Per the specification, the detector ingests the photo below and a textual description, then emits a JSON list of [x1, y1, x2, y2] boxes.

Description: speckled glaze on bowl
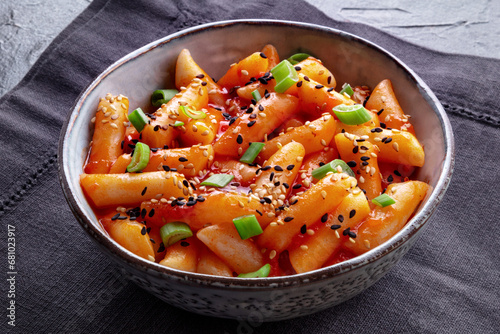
[[58, 20, 454, 321]]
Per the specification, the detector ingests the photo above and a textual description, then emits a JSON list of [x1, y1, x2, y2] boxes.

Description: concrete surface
[[0, 0, 499, 98]]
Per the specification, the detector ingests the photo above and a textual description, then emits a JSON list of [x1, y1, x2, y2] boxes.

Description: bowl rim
[[58, 19, 455, 289]]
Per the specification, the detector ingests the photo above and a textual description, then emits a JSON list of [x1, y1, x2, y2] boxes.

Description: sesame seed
[[349, 209, 356, 218], [306, 229, 315, 236], [364, 240, 371, 249], [247, 120, 256, 127], [300, 224, 307, 234], [241, 70, 249, 76], [393, 142, 399, 152], [141, 187, 147, 196], [321, 213, 328, 223], [201, 130, 210, 136], [321, 190, 327, 199], [300, 245, 309, 250], [349, 237, 356, 244], [338, 215, 344, 222], [269, 250, 277, 260], [315, 84, 324, 89], [260, 52, 267, 58], [284, 216, 294, 222], [330, 224, 341, 230]]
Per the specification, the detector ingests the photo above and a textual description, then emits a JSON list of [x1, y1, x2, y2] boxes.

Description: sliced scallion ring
[[151, 89, 178, 108], [339, 83, 354, 97], [332, 104, 372, 125], [239, 142, 265, 164], [311, 159, 355, 180], [126, 142, 150, 173], [270, 60, 299, 93], [238, 263, 271, 278], [200, 174, 234, 187], [160, 222, 193, 247], [233, 215, 263, 240], [251, 89, 262, 102], [128, 108, 149, 133], [179, 105, 207, 119], [286, 53, 311, 65], [372, 194, 396, 207]]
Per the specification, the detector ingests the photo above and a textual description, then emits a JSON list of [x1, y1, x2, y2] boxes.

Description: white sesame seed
[[90, 117, 96, 123], [393, 142, 399, 152], [349, 237, 356, 244], [300, 245, 309, 250], [269, 250, 277, 260], [306, 229, 314, 236], [110, 123, 118, 129], [364, 240, 371, 249], [241, 70, 249, 76], [201, 130, 210, 136]]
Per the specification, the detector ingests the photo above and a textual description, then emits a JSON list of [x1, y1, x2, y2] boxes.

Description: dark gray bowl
[[58, 19, 454, 321]]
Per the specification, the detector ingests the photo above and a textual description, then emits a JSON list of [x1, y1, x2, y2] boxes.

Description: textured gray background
[[0, 0, 499, 98]]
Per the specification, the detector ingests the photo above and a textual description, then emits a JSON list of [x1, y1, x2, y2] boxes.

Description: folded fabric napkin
[[0, 0, 498, 333]]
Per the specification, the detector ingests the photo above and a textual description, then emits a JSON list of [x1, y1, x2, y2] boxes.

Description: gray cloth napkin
[[0, 0, 498, 333]]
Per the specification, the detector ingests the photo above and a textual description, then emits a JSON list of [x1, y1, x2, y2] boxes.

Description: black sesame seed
[[249, 113, 257, 119], [170, 168, 177, 172], [315, 84, 324, 89], [196, 73, 205, 78], [300, 224, 307, 234], [377, 108, 384, 116], [182, 180, 189, 187], [343, 227, 351, 236], [120, 141, 124, 149], [297, 81, 303, 87], [387, 175, 394, 183], [141, 226, 146, 235], [293, 184, 302, 189], [111, 213, 120, 221], [380, 122, 387, 129], [151, 148, 158, 153], [294, 66, 301, 71], [236, 134, 243, 144], [181, 241, 190, 247], [356, 138, 366, 142], [360, 146, 369, 150], [157, 243, 165, 253], [304, 76, 310, 82], [163, 145, 169, 149], [348, 231, 357, 239], [256, 209, 263, 216], [247, 120, 256, 127], [330, 225, 341, 230], [116, 216, 127, 220], [284, 217, 294, 222], [327, 76, 332, 84], [274, 181, 280, 187], [186, 201, 196, 206], [141, 187, 147, 196], [321, 213, 328, 223], [148, 209, 155, 217], [150, 238, 155, 244], [384, 137, 393, 144], [258, 105, 264, 111], [141, 208, 146, 218], [290, 199, 298, 205], [353, 146, 359, 154], [287, 164, 295, 171], [196, 196, 205, 202], [274, 166, 284, 171], [154, 125, 160, 132], [260, 52, 267, 58], [349, 209, 356, 218], [360, 156, 370, 161], [147, 227, 151, 234], [338, 215, 344, 222], [283, 183, 290, 189], [263, 197, 272, 204], [319, 162, 325, 166], [262, 166, 272, 171], [347, 161, 357, 168], [229, 117, 237, 126], [269, 172, 275, 181], [178, 157, 188, 162], [361, 161, 369, 166], [251, 99, 257, 105], [327, 87, 334, 92], [363, 95, 369, 107], [394, 170, 402, 177], [128, 143, 136, 149]]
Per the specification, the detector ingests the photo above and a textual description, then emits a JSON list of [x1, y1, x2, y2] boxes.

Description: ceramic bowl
[[58, 19, 454, 321]]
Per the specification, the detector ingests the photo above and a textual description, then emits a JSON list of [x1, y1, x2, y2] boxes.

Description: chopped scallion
[[372, 194, 396, 207], [160, 222, 193, 247], [151, 89, 178, 108], [172, 121, 184, 127], [128, 108, 149, 133], [251, 89, 262, 102], [200, 174, 234, 187], [311, 159, 355, 180], [233, 215, 263, 240], [238, 263, 271, 278], [286, 53, 311, 65], [270, 60, 299, 93], [240, 142, 265, 164], [126, 142, 150, 173], [332, 104, 372, 125], [179, 105, 206, 119], [339, 83, 354, 97]]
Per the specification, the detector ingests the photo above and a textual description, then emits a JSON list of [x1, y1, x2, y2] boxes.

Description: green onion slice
[[128, 108, 149, 133], [238, 263, 271, 278], [339, 83, 354, 97], [233, 215, 263, 240], [179, 105, 206, 119], [239, 142, 265, 164], [372, 194, 396, 207], [126, 142, 150, 173], [200, 174, 234, 187], [287, 53, 311, 65], [251, 89, 262, 102], [332, 104, 372, 125], [160, 222, 193, 247], [311, 159, 355, 180], [270, 60, 299, 93], [151, 89, 178, 108], [172, 121, 184, 127]]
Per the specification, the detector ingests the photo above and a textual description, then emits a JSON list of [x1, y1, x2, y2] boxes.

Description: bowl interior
[[61, 20, 453, 282]]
